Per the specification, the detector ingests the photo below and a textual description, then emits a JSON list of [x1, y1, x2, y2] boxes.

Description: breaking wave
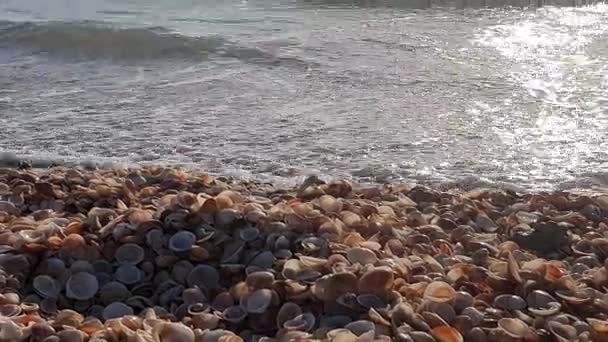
[[0, 20, 314, 68]]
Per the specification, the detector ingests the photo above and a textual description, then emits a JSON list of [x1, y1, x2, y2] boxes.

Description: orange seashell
[[544, 263, 564, 282], [62, 233, 85, 250], [358, 267, 394, 296], [189, 246, 210, 262], [198, 174, 215, 186], [47, 236, 63, 250], [64, 221, 83, 235], [436, 240, 454, 256], [431, 326, 464, 342], [343, 232, 365, 247], [80, 317, 104, 336], [199, 198, 218, 214], [287, 199, 302, 208], [11, 313, 45, 325], [215, 196, 234, 210]]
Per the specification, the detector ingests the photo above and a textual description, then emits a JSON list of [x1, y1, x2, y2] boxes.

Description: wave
[[0, 20, 315, 67]]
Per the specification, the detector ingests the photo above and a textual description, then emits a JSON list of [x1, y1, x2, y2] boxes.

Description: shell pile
[[0, 167, 608, 342]]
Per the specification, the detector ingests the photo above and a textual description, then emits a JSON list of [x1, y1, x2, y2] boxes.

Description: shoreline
[[1, 166, 608, 341], [3, 151, 608, 195]]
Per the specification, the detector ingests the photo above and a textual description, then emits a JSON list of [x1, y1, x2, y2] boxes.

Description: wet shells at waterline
[[1, 167, 608, 341]]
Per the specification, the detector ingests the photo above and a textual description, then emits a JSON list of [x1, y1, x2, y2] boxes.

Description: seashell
[[40, 257, 66, 278], [283, 313, 316, 332], [0, 201, 19, 215], [103, 302, 134, 321], [171, 260, 194, 285], [357, 294, 388, 310], [528, 301, 561, 316], [221, 240, 245, 264], [249, 251, 276, 270], [152, 322, 195, 342], [187, 265, 220, 290], [461, 307, 483, 326], [426, 302, 456, 324], [451, 315, 473, 336], [312, 272, 358, 302], [191, 312, 220, 331], [40, 297, 58, 314], [176, 191, 198, 209], [30, 321, 55, 340], [190, 245, 210, 262], [422, 311, 448, 328], [66, 272, 99, 301], [70, 260, 95, 274], [211, 291, 235, 312], [453, 291, 474, 312], [554, 288, 593, 305], [92, 259, 114, 275], [216, 208, 241, 226], [462, 327, 487, 342], [298, 256, 327, 270], [0, 318, 24, 341], [475, 212, 497, 233], [99, 281, 131, 305], [345, 320, 375, 336], [222, 305, 248, 324], [300, 236, 325, 252], [146, 229, 165, 251], [80, 317, 104, 336], [430, 326, 463, 342], [155, 254, 179, 268], [0, 293, 20, 306], [57, 329, 86, 342], [423, 281, 455, 303], [246, 271, 275, 290], [53, 309, 84, 328], [0, 304, 21, 317], [318, 195, 342, 213], [409, 331, 435, 342], [497, 318, 529, 338], [347, 247, 378, 265], [358, 266, 394, 296], [277, 302, 302, 328], [125, 295, 154, 311], [242, 289, 274, 314], [181, 287, 207, 306], [573, 320, 591, 335], [115, 243, 145, 265], [587, 318, 608, 333], [239, 227, 260, 242], [114, 264, 143, 285], [493, 294, 526, 311], [548, 320, 578, 341], [168, 231, 196, 253], [33, 275, 60, 299], [162, 209, 190, 230], [526, 290, 556, 308], [337, 292, 359, 310]]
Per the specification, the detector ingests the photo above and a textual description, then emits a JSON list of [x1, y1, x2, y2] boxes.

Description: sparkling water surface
[[1, 0, 608, 190]]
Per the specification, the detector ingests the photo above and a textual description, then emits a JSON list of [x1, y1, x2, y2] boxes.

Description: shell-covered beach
[[1, 166, 608, 341]]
